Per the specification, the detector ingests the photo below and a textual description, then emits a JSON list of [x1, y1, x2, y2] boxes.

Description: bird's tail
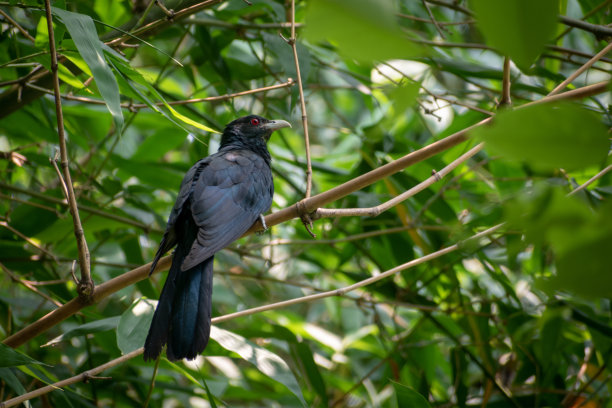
[[143, 253, 214, 362]]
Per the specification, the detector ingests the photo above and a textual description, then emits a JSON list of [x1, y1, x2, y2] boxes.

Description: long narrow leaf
[[211, 326, 307, 407], [52, 7, 123, 133]]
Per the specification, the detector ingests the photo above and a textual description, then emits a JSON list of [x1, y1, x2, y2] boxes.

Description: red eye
[[250, 118, 260, 126]]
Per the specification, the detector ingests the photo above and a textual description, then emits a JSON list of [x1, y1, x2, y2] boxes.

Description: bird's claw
[[256, 214, 268, 235]]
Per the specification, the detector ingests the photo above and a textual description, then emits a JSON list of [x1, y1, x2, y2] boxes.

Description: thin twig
[[50, 151, 70, 201], [0, 193, 60, 215], [154, 0, 174, 19], [0, 221, 58, 262], [0, 8, 36, 43], [0, 262, 63, 308], [555, 0, 612, 40], [422, 0, 446, 38], [568, 164, 612, 196], [44, 0, 93, 299], [314, 144, 483, 219], [548, 40, 612, 96], [425, 0, 473, 15], [499, 57, 512, 108], [107, 0, 227, 47], [413, 39, 612, 64], [559, 15, 612, 38], [397, 13, 475, 26], [25, 78, 295, 108], [378, 61, 494, 115], [283, 0, 313, 199], [188, 17, 304, 29]]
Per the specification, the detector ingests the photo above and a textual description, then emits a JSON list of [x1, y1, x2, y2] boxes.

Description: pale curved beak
[[264, 119, 292, 131]]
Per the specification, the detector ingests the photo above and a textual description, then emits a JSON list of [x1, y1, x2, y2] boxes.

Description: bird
[[143, 115, 291, 361]]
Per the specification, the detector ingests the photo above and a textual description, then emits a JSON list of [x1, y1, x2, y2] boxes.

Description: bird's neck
[[219, 133, 271, 164]]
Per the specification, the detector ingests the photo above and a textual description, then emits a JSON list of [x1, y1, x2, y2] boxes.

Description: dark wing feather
[[180, 149, 273, 271], [150, 157, 210, 273]]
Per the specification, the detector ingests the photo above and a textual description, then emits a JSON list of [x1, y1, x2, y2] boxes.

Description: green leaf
[[0, 344, 45, 367], [52, 7, 123, 132], [112, 154, 184, 190], [506, 187, 612, 298], [392, 381, 431, 408], [551, 230, 612, 298], [0, 367, 32, 408], [292, 341, 327, 405], [109, 55, 219, 134], [210, 326, 307, 407], [43, 316, 120, 347], [132, 128, 187, 161], [117, 298, 156, 354], [471, 0, 559, 70], [388, 82, 420, 113], [304, 0, 423, 63], [538, 310, 566, 370], [474, 103, 609, 171]]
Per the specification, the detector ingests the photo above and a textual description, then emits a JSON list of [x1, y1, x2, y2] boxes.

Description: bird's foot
[[256, 214, 268, 235]]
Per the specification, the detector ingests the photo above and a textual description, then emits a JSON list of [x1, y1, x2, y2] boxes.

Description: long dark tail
[[143, 253, 214, 361]]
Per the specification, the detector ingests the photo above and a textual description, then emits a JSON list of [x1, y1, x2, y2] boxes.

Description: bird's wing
[[180, 150, 273, 271], [150, 158, 210, 272]]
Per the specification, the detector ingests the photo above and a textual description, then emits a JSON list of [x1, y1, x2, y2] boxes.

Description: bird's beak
[[264, 119, 292, 131]]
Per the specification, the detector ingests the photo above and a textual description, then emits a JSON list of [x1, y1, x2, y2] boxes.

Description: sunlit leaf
[[210, 326, 307, 407], [304, 0, 423, 62], [117, 298, 156, 354], [471, 0, 559, 70], [475, 103, 609, 171], [43, 316, 120, 347], [52, 7, 123, 132]]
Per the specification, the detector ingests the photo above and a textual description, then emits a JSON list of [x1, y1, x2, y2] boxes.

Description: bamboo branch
[[188, 17, 304, 29], [499, 57, 512, 107], [44, 0, 93, 299], [284, 0, 313, 200], [548, 40, 612, 96], [568, 164, 612, 196], [0, 8, 36, 43], [559, 15, 612, 38], [314, 143, 483, 219], [422, 0, 446, 38], [25, 78, 295, 108]]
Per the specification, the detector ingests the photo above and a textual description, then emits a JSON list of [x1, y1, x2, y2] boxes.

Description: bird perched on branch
[[143, 115, 291, 361]]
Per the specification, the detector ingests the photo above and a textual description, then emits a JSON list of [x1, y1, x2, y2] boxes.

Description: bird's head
[[222, 115, 292, 145]]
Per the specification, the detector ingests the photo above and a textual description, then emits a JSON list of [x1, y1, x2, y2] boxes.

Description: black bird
[[143, 115, 291, 361]]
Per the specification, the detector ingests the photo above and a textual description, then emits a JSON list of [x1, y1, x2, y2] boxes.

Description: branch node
[[278, 32, 294, 45], [296, 200, 316, 238], [432, 169, 442, 181]]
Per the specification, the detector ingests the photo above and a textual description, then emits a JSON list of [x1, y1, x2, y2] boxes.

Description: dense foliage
[[0, 0, 610, 407]]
